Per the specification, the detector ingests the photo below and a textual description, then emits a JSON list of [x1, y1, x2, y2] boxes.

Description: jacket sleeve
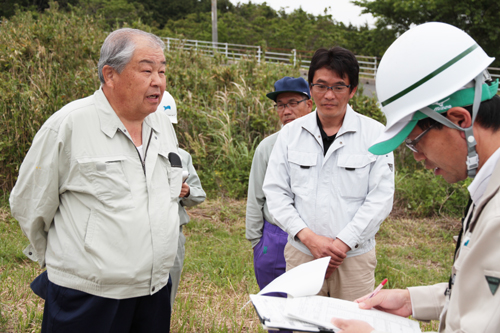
[[336, 151, 395, 249], [9, 126, 65, 267], [245, 142, 267, 247], [263, 126, 308, 239], [408, 283, 447, 321], [179, 151, 206, 208]]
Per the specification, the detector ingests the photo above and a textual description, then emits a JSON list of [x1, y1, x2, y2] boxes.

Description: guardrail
[[164, 38, 263, 63], [490, 67, 500, 80], [162, 37, 499, 88], [162, 37, 378, 77]]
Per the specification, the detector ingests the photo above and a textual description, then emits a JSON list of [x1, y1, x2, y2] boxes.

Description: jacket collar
[[302, 104, 358, 138], [469, 152, 500, 232], [476, 154, 500, 209], [94, 88, 160, 139]]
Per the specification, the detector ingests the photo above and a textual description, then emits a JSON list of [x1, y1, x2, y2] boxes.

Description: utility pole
[[212, 0, 218, 45]]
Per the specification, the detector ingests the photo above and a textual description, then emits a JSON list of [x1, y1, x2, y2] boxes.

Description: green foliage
[[0, 6, 298, 198], [395, 169, 471, 217], [0, 0, 234, 30], [354, 0, 500, 66], [0, 7, 473, 216], [72, 0, 151, 28], [0, 3, 105, 189], [141, 0, 233, 28], [351, 85, 386, 124], [162, 4, 393, 58], [1, 1, 396, 57], [164, 50, 299, 198]]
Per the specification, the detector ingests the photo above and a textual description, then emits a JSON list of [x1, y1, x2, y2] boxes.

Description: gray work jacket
[[10, 89, 182, 299]]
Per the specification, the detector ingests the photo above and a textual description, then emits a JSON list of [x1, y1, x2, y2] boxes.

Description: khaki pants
[[284, 243, 377, 301]]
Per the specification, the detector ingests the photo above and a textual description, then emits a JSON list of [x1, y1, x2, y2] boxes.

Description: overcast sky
[[228, 0, 376, 27]]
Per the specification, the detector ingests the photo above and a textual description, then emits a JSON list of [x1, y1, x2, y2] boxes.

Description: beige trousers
[[284, 243, 377, 301]]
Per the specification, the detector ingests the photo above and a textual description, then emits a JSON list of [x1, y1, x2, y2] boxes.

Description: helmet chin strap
[[420, 72, 484, 178]]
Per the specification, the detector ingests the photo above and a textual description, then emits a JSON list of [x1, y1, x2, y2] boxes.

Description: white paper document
[[250, 257, 422, 333], [258, 256, 330, 297], [249, 295, 322, 332], [285, 296, 422, 333]]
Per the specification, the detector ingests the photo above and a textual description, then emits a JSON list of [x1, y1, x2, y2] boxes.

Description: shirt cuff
[[408, 284, 447, 321]]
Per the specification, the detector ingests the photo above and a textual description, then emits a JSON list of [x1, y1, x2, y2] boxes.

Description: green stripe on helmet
[[381, 44, 479, 107]]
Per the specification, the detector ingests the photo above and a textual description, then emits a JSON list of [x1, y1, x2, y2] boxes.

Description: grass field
[[0, 198, 460, 332]]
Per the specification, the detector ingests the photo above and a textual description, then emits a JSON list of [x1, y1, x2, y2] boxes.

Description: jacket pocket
[[288, 150, 317, 197], [83, 208, 97, 253], [159, 151, 183, 200], [337, 154, 375, 199], [77, 156, 133, 210]]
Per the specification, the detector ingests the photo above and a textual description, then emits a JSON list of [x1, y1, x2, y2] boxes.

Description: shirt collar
[[340, 104, 359, 135], [95, 88, 160, 138], [303, 104, 358, 137], [468, 147, 500, 204]]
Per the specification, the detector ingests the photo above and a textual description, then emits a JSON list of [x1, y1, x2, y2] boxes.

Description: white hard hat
[[369, 22, 496, 159], [157, 91, 177, 124]]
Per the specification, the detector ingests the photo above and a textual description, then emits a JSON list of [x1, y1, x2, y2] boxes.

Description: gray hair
[[98, 28, 165, 84]]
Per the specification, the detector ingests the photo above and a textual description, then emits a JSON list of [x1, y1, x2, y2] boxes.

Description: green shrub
[[169, 56, 299, 198], [395, 168, 471, 217], [0, 4, 105, 189]]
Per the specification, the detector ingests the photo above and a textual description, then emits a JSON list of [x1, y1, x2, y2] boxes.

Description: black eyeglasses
[[404, 123, 437, 153], [275, 98, 307, 112], [311, 83, 351, 94]]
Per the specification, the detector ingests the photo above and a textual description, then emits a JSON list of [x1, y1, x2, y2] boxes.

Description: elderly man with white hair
[[10, 28, 181, 332]]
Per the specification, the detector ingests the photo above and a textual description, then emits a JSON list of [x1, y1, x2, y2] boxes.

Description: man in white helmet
[[157, 92, 206, 310], [331, 22, 500, 333]]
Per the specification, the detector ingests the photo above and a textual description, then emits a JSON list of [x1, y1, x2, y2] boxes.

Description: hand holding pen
[[369, 278, 388, 298], [355, 281, 414, 319], [355, 278, 388, 303]]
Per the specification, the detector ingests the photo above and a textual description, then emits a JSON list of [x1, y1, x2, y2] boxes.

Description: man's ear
[[349, 86, 358, 99], [306, 98, 313, 111], [447, 107, 472, 129], [102, 65, 116, 88]]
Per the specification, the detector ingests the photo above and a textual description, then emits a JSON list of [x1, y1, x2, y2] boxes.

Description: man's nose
[[283, 105, 293, 114], [151, 71, 164, 86], [412, 150, 425, 162], [324, 88, 336, 98]]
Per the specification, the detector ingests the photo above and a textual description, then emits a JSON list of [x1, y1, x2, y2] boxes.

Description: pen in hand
[[368, 278, 388, 299]]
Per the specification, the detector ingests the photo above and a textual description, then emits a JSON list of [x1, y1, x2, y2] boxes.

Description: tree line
[[2, 0, 498, 65]]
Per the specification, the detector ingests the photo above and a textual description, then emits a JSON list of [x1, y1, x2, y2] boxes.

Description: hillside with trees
[[2, 0, 499, 65], [354, 0, 500, 66], [0, 4, 472, 217]]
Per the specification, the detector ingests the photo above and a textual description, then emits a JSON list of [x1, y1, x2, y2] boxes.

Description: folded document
[[249, 257, 421, 332]]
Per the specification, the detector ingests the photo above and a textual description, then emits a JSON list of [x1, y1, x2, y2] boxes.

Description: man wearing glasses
[[246, 77, 312, 311], [263, 47, 394, 301], [332, 22, 500, 333]]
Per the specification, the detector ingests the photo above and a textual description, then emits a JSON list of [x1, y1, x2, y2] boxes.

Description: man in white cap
[[157, 92, 206, 310], [332, 22, 500, 333]]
